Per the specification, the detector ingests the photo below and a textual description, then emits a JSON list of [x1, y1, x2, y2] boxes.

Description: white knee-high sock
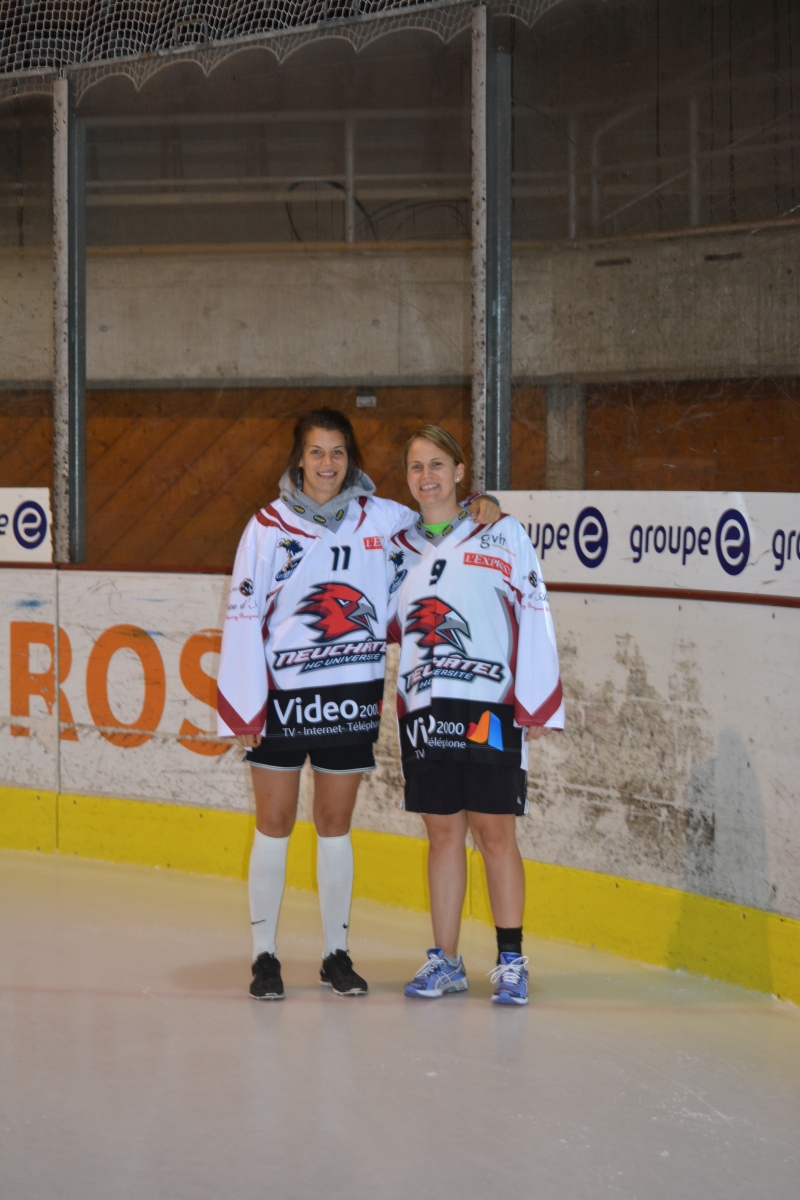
[[317, 833, 354, 957], [249, 830, 289, 958]]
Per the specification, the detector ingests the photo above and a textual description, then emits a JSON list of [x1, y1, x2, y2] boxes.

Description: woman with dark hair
[[217, 409, 499, 1001], [387, 425, 564, 1005]]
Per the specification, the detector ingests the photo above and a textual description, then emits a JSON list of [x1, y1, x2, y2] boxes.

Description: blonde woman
[[387, 426, 564, 1005]]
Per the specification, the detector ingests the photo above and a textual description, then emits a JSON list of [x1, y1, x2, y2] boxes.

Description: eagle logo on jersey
[[275, 538, 305, 581], [406, 597, 471, 658], [389, 550, 408, 595], [401, 596, 504, 694], [298, 583, 378, 644]]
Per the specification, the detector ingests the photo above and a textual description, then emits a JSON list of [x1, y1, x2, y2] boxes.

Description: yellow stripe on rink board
[[54, 791, 320, 891], [1, 785, 798, 1005], [57, 792, 255, 880], [352, 827, 431, 912], [0, 786, 58, 854], [470, 852, 800, 1005]]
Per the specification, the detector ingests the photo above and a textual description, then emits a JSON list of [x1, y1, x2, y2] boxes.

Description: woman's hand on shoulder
[[236, 734, 261, 749], [469, 495, 502, 525]]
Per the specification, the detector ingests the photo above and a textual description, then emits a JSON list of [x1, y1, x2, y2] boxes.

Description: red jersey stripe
[[257, 505, 315, 539], [515, 679, 563, 727], [217, 690, 267, 737]]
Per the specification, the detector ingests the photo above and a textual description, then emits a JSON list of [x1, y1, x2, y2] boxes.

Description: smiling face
[[299, 427, 349, 505], [405, 437, 465, 523]]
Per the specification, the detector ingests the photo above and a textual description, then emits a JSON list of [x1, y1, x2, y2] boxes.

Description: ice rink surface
[[1, 850, 798, 1200]]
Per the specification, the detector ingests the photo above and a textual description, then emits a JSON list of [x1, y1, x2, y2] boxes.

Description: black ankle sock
[[495, 926, 523, 962]]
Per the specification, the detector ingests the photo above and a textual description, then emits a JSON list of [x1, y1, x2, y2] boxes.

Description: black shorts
[[403, 762, 528, 816], [245, 742, 376, 774]]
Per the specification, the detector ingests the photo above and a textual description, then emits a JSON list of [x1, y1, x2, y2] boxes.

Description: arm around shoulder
[[370, 496, 416, 538]]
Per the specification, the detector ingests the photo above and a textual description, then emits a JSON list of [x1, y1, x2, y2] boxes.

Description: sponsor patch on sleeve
[[463, 551, 512, 578], [363, 536, 383, 550]]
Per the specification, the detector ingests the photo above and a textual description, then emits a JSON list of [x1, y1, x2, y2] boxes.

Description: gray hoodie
[[278, 469, 377, 535]]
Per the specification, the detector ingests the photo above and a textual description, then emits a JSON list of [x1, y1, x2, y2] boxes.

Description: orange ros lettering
[[177, 629, 229, 757], [9, 622, 78, 741], [86, 625, 165, 748], [463, 552, 512, 579]]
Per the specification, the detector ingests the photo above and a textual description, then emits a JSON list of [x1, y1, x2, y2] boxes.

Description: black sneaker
[[250, 952, 285, 1000], [320, 950, 369, 996]]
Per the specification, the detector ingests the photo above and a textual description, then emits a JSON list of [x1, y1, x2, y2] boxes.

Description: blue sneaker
[[404, 948, 469, 998], [489, 953, 529, 1005]]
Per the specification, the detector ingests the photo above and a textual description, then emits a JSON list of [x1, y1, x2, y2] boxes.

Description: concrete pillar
[[52, 76, 86, 563], [68, 95, 86, 563], [471, 5, 512, 492], [546, 383, 586, 489]]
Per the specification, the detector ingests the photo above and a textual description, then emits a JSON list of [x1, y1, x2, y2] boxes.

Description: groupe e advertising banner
[[497, 491, 800, 599], [0, 490, 52, 563], [1, 490, 798, 807]]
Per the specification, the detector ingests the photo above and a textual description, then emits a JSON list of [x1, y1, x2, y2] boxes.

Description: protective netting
[[0, 0, 562, 91], [0, 0, 431, 75]]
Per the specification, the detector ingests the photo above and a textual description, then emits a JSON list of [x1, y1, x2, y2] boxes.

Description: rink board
[[1, 557, 799, 1004]]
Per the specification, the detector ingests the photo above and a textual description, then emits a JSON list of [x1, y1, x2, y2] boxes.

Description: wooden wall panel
[[0, 392, 53, 491], [585, 379, 800, 492], [1, 380, 797, 569], [511, 386, 547, 490], [85, 386, 473, 568], [0, 387, 473, 568]]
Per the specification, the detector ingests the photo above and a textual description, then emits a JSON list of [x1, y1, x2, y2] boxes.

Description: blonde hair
[[404, 425, 466, 470]]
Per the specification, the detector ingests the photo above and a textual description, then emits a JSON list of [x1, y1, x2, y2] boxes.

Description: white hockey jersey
[[217, 494, 413, 747], [387, 509, 564, 773]]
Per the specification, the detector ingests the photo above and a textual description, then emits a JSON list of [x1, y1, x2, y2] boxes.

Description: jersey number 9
[[429, 559, 446, 586]]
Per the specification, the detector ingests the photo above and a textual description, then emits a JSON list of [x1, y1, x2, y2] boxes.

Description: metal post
[[545, 383, 586, 489], [590, 132, 601, 236], [471, 5, 512, 493], [53, 77, 69, 563], [567, 115, 579, 239], [345, 118, 356, 244], [689, 97, 701, 227], [52, 75, 86, 564], [471, 7, 488, 493]]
